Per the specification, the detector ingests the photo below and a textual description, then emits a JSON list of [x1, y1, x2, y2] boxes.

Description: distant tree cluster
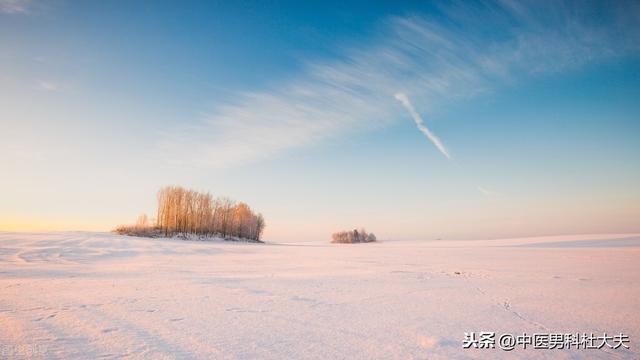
[[115, 186, 265, 242], [331, 228, 376, 244]]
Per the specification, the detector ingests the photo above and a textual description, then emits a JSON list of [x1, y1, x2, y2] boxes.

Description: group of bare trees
[[331, 228, 376, 243], [115, 186, 265, 242], [155, 186, 265, 241]]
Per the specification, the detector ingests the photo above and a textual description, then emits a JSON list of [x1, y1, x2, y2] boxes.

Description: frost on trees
[[331, 228, 376, 243], [115, 186, 265, 242]]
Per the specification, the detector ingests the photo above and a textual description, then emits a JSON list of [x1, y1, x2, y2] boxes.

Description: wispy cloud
[[0, 0, 30, 14], [161, 1, 640, 168], [35, 80, 59, 92], [477, 186, 502, 198], [394, 93, 450, 159]]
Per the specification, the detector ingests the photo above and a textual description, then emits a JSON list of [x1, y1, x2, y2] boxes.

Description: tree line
[[116, 186, 265, 242], [331, 228, 376, 243]]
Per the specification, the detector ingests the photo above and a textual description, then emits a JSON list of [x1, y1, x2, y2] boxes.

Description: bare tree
[[141, 186, 265, 241], [331, 228, 376, 243]]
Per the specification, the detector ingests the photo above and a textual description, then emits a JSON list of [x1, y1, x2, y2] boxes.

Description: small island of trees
[[115, 186, 265, 242], [331, 228, 376, 244]]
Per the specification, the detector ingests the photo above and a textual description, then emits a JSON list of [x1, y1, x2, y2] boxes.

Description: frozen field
[[0, 232, 638, 359]]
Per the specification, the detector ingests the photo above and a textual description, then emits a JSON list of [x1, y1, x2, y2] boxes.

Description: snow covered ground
[[1, 232, 638, 359]]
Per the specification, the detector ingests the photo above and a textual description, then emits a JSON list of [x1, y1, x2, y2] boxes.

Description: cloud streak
[[0, 0, 30, 14], [394, 92, 450, 159], [160, 1, 640, 168], [477, 186, 502, 198], [35, 80, 59, 92]]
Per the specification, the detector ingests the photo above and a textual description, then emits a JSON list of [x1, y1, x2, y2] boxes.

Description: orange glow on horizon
[[0, 216, 112, 232]]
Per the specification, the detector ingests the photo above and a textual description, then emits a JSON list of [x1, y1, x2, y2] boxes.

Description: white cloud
[[160, 2, 640, 168], [35, 81, 59, 92], [394, 92, 450, 159], [477, 186, 502, 198], [0, 0, 30, 14]]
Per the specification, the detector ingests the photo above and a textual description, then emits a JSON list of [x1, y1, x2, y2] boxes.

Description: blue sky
[[1, 0, 639, 240]]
